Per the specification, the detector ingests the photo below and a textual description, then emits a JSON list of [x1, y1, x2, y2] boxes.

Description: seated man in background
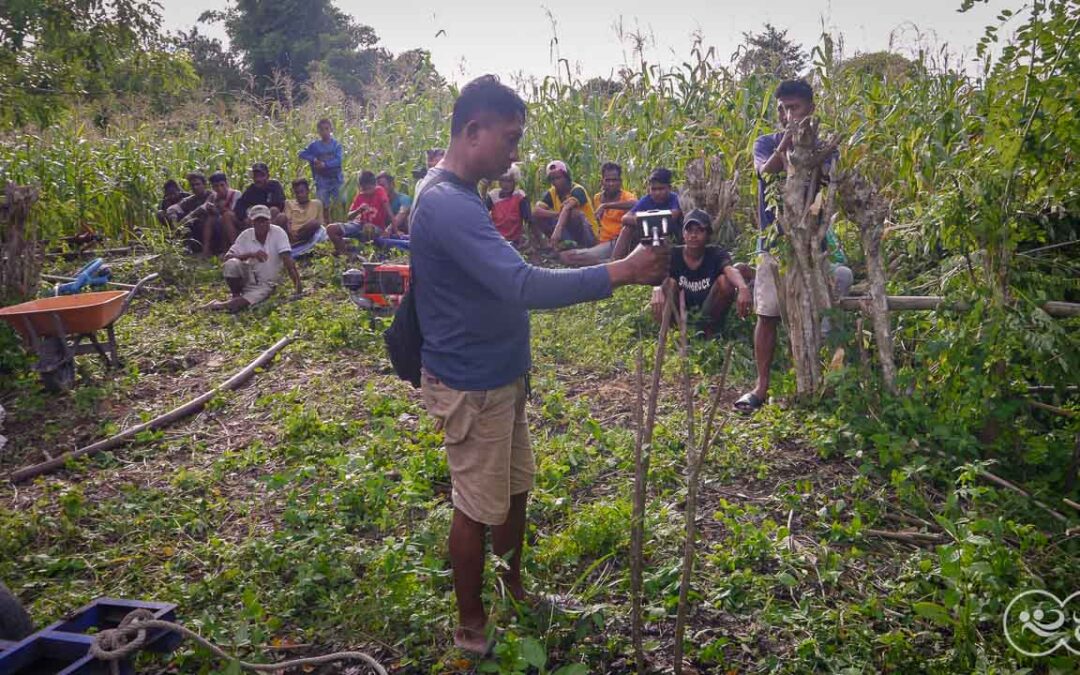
[[560, 161, 636, 266], [182, 172, 240, 257], [532, 160, 598, 250], [274, 178, 324, 250], [166, 173, 211, 230], [650, 209, 752, 337], [326, 170, 396, 254], [156, 179, 189, 226], [298, 118, 344, 223], [377, 172, 413, 234], [611, 167, 683, 260], [235, 162, 286, 228], [204, 205, 302, 312], [484, 164, 531, 247]]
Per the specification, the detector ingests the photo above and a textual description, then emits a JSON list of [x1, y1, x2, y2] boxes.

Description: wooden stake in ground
[[838, 174, 897, 394], [674, 338, 734, 675], [672, 293, 694, 675], [10, 334, 297, 483], [631, 286, 674, 674]]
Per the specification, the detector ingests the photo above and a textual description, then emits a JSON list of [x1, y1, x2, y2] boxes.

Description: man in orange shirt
[[560, 162, 637, 266]]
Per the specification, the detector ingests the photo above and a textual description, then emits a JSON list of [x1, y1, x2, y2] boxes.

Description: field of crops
[[1, 3, 1078, 673]]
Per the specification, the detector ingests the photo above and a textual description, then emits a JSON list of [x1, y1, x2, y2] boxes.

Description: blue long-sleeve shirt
[[298, 138, 344, 187], [411, 168, 613, 391]]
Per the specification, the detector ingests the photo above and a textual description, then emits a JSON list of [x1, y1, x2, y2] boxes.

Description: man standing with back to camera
[[410, 75, 669, 654]]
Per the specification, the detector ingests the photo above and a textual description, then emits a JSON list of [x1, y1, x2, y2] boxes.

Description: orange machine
[[343, 263, 411, 309]]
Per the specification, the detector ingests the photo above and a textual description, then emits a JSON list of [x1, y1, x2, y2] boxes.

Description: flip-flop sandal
[[734, 392, 765, 414], [453, 627, 497, 656]]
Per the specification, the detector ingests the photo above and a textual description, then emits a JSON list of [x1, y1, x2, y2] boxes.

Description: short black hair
[[291, 178, 309, 190], [648, 167, 672, 185], [209, 172, 228, 185], [601, 162, 622, 177], [376, 171, 394, 184], [450, 75, 527, 137], [163, 179, 180, 191], [358, 170, 376, 187], [317, 118, 332, 129], [775, 79, 814, 104], [186, 172, 206, 185]]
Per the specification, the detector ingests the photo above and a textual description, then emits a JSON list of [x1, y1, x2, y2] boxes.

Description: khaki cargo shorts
[[223, 258, 276, 306], [754, 251, 783, 317], [754, 251, 855, 318], [421, 371, 534, 526]]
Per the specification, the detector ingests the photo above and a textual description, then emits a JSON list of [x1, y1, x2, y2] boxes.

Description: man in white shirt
[[203, 204, 303, 312]]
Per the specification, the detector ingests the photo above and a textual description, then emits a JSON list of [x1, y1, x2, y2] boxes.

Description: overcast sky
[[160, 0, 1016, 83]]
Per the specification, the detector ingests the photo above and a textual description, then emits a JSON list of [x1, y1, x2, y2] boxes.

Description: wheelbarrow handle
[[120, 273, 160, 315]]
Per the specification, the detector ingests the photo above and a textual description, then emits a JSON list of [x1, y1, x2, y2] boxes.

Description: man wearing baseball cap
[[204, 204, 302, 312], [234, 162, 287, 227], [532, 159, 599, 250], [650, 209, 752, 336]]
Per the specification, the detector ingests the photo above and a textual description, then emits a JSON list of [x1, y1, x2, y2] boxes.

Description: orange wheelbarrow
[[0, 274, 158, 391]]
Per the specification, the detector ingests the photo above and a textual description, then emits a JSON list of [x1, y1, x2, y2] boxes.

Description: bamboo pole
[[837, 295, 1080, 318], [10, 334, 296, 483]]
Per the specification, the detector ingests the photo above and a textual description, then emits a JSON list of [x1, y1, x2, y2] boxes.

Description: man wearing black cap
[[235, 162, 287, 227], [650, 209, 752, 336]]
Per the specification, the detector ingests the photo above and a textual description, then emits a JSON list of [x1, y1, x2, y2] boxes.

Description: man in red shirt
[[327, 170, 396, 254]]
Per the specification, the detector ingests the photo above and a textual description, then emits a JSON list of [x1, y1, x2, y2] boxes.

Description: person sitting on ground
[[484, 164, 531, 247], [298, 118, 345, 223], [610, 167, 684, 260], [166, 173, 211, 230], [560, 162, 637, 266], [376, 172, 413, 235], [235, 162, 287, 228], [156, 180, 190, 226], [532, 160, 599, 250], [182, 172, 240, 257], [734, 79, 854, 415], [204, 205, 302, 313], [326, 170, 396, 254], [274, 178, 324, 246], [650, 209, 752, 337]]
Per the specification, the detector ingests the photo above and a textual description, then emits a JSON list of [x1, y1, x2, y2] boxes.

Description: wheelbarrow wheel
[[38, 337, 75, 393], [40, 361, 75, 393], [0, 581, 34, 640]]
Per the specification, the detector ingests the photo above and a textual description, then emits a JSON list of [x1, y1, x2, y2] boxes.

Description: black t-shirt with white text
[[669, 245, 732, 310]]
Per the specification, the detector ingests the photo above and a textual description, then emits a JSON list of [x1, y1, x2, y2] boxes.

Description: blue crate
[[0, 598, 179, 675]]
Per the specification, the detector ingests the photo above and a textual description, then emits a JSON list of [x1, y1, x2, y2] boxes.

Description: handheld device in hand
[[636, 209, 673, 246]]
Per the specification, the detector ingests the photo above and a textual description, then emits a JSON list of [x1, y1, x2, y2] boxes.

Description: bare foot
[[453, 626, 493, 655]]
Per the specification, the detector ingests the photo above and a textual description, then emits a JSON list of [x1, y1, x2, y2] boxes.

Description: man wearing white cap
[[204, 204, 302, 312]]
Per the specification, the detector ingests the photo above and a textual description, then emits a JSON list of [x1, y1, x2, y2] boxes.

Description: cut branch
[[10, 334, 297, 483], [631, 288, 674, 674]]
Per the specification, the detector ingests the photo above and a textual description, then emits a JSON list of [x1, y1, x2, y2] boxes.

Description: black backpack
[[383, 174, 449, 388]]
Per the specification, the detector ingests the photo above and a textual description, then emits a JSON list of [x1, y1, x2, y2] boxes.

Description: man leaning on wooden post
[[409, 75, 670, 654]]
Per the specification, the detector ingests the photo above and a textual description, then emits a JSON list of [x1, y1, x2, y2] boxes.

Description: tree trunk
[[0, 183, 41, 302], [778, 118, 836, 398], [838, 174, 897, 394]]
